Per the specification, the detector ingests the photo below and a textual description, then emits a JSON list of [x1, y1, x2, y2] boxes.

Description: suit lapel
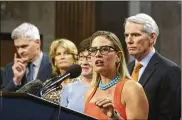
[[36, 54, 46, 80], [139, 53, 159, 86]]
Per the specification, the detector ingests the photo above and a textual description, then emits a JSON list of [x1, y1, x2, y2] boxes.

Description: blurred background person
[[42, 39, 78, 104], [1, 22, 52, 91], [125, 13, 181, 120], [60, 37, 93, 113], [84, 31, 148, 120]]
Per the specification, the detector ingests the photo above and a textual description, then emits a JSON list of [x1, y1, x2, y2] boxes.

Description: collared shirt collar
[[32, 51, 43, 67], [135, 47, 155, 67]]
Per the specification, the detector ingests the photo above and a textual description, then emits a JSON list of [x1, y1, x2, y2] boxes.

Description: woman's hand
[[95, 97, 114, 117], [95, 97, 124, 119]]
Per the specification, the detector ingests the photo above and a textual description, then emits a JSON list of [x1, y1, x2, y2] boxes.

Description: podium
[[0, 91, 96, 120]]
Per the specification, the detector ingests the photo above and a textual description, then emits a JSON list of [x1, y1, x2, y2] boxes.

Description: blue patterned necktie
[[26, 62, 34, 82]]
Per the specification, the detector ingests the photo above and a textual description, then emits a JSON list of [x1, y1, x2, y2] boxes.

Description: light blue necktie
[[27, 63, 34, 82]]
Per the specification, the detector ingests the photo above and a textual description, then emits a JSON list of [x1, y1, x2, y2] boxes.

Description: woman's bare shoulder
[[125, 79, 143, 89], [123, 80, 144, 97]]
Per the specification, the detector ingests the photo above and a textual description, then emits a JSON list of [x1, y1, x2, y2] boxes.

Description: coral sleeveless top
[[84, 78, 128, 120]]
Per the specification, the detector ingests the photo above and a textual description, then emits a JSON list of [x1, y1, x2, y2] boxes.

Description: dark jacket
[[128, 52, 181, 120], [1, 53, 53, 92]]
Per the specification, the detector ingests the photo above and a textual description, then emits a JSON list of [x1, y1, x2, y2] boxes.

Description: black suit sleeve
[[2, 79, 22, 91], [0, 64, 13, 90], [158, 66, 181, 120], [1, 63, 24, 92]]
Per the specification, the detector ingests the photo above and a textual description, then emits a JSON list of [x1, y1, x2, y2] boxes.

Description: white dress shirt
[[26, 51, 43, 80], [135, 48, 155, 81]]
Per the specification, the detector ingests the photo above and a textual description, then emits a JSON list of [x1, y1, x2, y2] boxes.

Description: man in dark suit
[[1, 22, 52, 92], [124, 13, 181, 120]]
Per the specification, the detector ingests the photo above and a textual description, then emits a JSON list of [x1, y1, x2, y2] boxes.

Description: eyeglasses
[[78, 55, 91, 61], [88, 45, 116, 56]]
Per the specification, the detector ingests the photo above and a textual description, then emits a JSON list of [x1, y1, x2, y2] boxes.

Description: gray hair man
[[1, 22, 52, 92], [125, 13, 181, 120]]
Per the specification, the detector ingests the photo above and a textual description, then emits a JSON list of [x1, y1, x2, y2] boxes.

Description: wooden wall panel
[[0, 33, 16, 67], [55, 1, 95, 47]]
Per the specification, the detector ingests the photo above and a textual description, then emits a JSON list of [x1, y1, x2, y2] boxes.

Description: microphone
[[40, 64, 82, 96], [16, 79, 43, 96]]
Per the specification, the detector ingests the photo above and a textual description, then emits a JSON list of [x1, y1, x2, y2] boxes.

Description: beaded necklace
[[99, 75, 120, 90]]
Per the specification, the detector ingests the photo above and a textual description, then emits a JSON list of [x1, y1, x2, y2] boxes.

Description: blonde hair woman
[[42, 38, 78, 104], [84, 31, 148, 120]]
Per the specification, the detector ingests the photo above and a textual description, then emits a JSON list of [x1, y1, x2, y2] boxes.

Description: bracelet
[[109, 110, 121, 120]]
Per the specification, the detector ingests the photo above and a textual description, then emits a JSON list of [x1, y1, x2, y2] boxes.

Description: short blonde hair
[[90, 31, 131, 87], [49, 39, 78, 75]]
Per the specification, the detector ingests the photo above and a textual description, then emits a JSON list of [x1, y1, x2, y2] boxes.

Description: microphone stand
[[39, 73, 70, 97]]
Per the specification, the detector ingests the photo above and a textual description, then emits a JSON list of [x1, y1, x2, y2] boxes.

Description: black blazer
[[128, 52, 181, 120], [1, 53, 53, 92]]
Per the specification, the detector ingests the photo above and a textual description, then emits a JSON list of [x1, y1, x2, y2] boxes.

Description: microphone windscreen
[[66, 64, 82, 78], [16, 79, 43, 96]]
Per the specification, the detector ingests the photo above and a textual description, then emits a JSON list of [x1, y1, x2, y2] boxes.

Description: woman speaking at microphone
[[84, 31, 149, 120], [42, 39, 78, 104]]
